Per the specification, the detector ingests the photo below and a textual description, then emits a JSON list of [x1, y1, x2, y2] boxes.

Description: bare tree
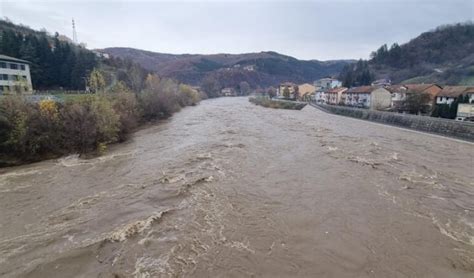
[[402, 93, 432, 114]]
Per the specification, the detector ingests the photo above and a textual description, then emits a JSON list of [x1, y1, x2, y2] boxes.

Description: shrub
[[61, 96, 120, 153], [61, 98, 99, 153], [0, 96, 38, 157], [33, 99, 62, 155], [0, 76, 202, 165], [139, 75, 181, 120], [178, 84, 201, 106], [110, 91, 140, 141]]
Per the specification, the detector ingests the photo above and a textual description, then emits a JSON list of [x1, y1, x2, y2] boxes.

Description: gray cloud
[[1, 0, 473, 60]]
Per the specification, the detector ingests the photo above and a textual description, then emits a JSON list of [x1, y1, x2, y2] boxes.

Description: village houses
[[313, 78, 342, 104], [436, 86, 474, 105], [388, 84, 442, 113]]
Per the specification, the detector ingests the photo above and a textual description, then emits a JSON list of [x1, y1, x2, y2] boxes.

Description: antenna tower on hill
[[72, 18, 78, 44]]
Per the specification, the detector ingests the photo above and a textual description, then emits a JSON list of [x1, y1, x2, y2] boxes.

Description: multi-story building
[[0, 54, 33, 94], [313, 78, 342, 90], [326, 87, 347, 105], [342, 86, 391, 110], [314, 89, 327, 104]]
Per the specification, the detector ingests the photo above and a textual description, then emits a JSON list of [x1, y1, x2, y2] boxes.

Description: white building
[[314, 89, 327, 104], [243, 65, 256, 71], [0, 55, 33, 94], [342, 86, 392, 110], [313, 78, 342, 90]]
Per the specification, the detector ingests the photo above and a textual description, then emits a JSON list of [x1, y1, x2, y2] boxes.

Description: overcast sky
[[1, 0, 473, 60]]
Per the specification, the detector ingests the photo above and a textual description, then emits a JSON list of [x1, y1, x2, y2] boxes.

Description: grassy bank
[[249, 96, 307, 110], [0, 75, 203, 167]]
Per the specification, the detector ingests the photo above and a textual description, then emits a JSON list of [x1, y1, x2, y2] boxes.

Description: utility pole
[[72, 18, 78, 44]]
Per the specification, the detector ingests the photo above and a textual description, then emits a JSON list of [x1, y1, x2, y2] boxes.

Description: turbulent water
[[0, 97, 473, 277]]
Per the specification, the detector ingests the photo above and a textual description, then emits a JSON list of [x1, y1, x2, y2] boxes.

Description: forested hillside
[[370, 23, 474, 85], [100, 47, 352, 88], [0, 19, 97, 90]]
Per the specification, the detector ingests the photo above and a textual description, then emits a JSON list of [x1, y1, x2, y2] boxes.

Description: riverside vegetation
[[0, 73, 203, 166], [249, 96, 307, 110]]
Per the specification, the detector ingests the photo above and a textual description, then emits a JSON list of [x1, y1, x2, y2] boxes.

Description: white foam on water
[[107, 210, 172, 242]]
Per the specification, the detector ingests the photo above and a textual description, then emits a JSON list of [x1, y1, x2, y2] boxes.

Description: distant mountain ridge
[[99, 47, 353, 87]]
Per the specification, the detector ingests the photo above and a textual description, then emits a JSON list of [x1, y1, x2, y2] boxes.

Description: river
[[0, 97, 473, 277]]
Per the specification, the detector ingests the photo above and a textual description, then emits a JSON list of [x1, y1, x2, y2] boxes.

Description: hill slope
[[369, 22, 474, 85], [0, 19, 98, 90], [99, 48, 352, 87]]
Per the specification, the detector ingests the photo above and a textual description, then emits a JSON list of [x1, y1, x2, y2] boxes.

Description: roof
[[0, 54, 31, 64], [438, 86, 474, 97], [463, 87, 474, 94], [316, 77, 337, 82], [298, 83, 316, 92], [385, 85, 406, 93], [404, 84, 441, 93], [326, 87, 347, 94], [371, 78, 391, 86], [280, 82, 297, 86], [346, 86, 375, 94]]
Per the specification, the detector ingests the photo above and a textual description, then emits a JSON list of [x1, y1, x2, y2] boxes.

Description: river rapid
[[0, 97, 473, 277]]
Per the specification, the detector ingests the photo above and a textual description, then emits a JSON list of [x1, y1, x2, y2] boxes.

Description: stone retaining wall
[[310, 103, 474, 142]]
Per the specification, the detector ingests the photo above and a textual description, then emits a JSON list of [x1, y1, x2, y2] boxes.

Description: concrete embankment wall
[[310, 103, 474, 142]]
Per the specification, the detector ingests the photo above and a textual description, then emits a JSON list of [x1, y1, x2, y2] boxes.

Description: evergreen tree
[[0, 25, 97, 90]]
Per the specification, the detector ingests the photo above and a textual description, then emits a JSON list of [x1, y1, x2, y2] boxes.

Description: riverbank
[[249, 96, 307, 110], [0, 77, 203, 167], [310, 102, 474, 142]]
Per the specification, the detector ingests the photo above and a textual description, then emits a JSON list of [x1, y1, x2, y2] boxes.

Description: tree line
[[0, 26, 97, 90], [0, 71, 204, 166], [370, 23, 474, 69], [339, 60, 373, 87]]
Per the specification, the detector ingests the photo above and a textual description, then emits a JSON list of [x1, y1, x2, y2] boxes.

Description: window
[[22, 75, 27, 80], [10, 63, 18, 70], [20, 64, 26, 70], [0, 85, 3, 92], [2, 74, 7, 80], [0, 62, 6, 68]]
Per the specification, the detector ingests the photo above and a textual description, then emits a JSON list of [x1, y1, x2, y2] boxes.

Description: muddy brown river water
[[0, 97, 473, 277]]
